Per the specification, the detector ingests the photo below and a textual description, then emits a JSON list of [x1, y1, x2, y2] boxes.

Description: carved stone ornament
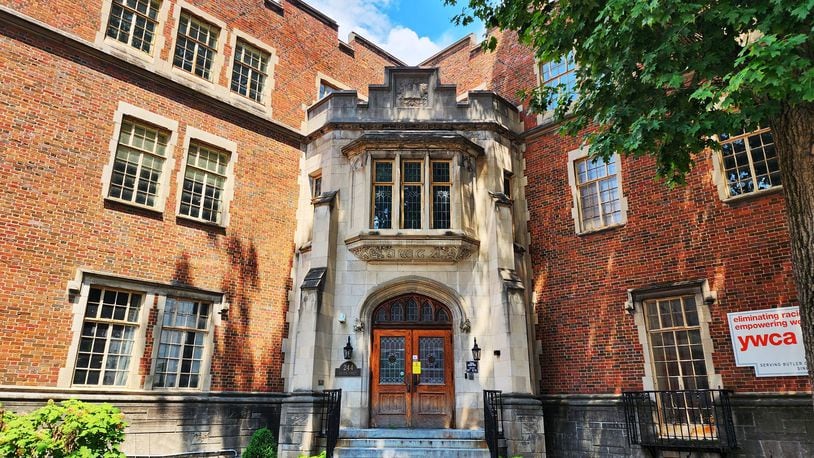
[[459, 318, 471, 333], [335, 361, 361, 377], [345, 233, 479, 264], [353, 318, 365, 333], [396, 77, 430, 107]]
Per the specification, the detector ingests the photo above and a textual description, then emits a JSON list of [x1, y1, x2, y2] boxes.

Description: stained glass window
[[372, 295, 452, 327], [372, 161, 393, 229], [419, 337, 444, 384], [432, 161, 451, 229], [379, 336, 405, 384]]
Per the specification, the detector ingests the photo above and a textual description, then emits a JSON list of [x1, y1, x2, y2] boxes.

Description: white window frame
[[175, 126, 238, 228], [566, 146, 628, 234], [60, 271, 225, 391], [533, 52, 577, 124], [166, 2, 227, 87], [101, 102, 179, 212], [367, 151, 460, 232], [95, 0, 171, 66], [711, 127, 782, 202], [226, 30, 278, 112]]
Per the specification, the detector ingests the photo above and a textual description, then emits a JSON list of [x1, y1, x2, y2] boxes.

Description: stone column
[[502, 393, 546, 458]]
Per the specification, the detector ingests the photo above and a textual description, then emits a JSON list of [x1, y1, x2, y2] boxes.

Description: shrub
[[243, 427, 277, 458], [0, 399, 126, 457]]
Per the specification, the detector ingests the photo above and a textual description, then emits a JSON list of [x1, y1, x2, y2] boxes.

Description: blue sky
[[307, 0, 485, 65]]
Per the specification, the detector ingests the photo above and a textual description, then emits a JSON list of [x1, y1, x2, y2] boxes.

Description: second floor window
[[574, 155, 623, 231], [231, 40, 269, 103], [108, 119, 169, 208], [173, 12, 219, 80], [106, 0, 161, 54], [540, 52, 576, 113], [371, 158, 453, 230], [319, 81, 339, 100], [179, 143, 230, 224], [719, 128, 779, 198]]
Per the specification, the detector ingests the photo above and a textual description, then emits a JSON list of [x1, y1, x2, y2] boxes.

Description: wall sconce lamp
[[472, 338, 481, 362], [343, 336, 354, 361]]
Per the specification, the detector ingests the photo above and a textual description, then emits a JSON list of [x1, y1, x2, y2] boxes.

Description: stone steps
[[334, 428, 491, 458]]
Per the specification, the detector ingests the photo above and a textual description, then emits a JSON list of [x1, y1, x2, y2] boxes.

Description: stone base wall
[[276, 392, 326, 458], [502, 393, 547, 457], [541, 393, 814, 458], [0, 389, 283, 457]]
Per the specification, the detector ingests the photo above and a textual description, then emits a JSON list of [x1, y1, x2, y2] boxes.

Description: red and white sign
[[727, 306, 807, 377]]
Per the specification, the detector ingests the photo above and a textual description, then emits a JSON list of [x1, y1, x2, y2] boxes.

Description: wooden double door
[[371, 328, 454, 428]]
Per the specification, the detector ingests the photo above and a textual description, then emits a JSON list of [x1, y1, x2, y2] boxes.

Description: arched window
[[373, 294, 452, 328]]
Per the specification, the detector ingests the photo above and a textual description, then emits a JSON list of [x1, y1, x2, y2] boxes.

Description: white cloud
[[306, 0, 451, 65]]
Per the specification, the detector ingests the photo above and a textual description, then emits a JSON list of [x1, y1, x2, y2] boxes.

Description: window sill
[[345, 231, 479, 264], [104, 197, 164, 214], [721, 185, 783, 205], [176, 214, 227, 230], [576, 222, 625, 237]]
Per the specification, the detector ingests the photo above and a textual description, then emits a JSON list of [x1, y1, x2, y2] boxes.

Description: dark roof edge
[[419, 34, 475, 67], [0, 6, 305, 147], [349, 32, 407, 66], [286, 0, 339, 31]]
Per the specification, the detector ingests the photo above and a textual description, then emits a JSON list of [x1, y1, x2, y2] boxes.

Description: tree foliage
[[446, 0, 813, 184], [243, 427, 277, 458], [0, 400, 127, 457]]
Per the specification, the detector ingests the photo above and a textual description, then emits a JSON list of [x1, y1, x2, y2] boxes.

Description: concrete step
[[334, 446, 491, 458], [334, 429, 490, 458]]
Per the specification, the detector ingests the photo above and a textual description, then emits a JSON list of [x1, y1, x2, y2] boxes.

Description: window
[[230, 40, 269, 103], [64, 272, 223, 391], [153, 298, 211, 388], [310, 173, 322, 199], [573, 155, 623, 231], [105, 0, 162, 54], [179, 142, 229, 224], [319, 81, 339, 100], [73, 287, 142, 386], [644, 296, 709, 391], [173, 12, 220, 80], [372, 160, 393, 229], [432, 161, 451, 229], [540, 52, 576, 113], [402, 160, 423, 229], [371, 158, 457, 230], [502, 170, 513, 199], [108, 118, 169, 207], [718, 128, 779, 198]]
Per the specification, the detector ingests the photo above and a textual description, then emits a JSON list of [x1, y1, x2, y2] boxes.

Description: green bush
[[243, 427, 277, 458], [297, 452, 325, 458], [0, 399, 126, 457]]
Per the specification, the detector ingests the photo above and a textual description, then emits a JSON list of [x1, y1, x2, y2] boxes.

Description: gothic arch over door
[[370, 294, 454, 428]]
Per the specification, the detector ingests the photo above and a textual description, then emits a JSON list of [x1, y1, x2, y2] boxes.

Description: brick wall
[[524, 126, 810, 394], [4, 0, 399, 129], [0, 19, 300, 391]]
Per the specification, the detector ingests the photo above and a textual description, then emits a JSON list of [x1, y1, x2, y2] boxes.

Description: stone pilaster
[[502, 393, 546, 458]]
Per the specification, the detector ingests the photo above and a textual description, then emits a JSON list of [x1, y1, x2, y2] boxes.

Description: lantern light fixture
[[472, 338, 481, 361], [343, 336, 354, 360]]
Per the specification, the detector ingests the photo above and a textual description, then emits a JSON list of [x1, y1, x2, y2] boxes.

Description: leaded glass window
[[173, 12, 219, 80], [372, 160, 393, 229], [406, 298, 419, 321], [402, 160, 423, 229], [391, 302, 404, 321], [108, 119, 168, 207], [106, 0, 161, 54], [719, 128, 779, 197], [379, 336, 405, 384], [179, 143, 229, 224], [73, 287, 141, 386], [154, 298, 210, 388], [575, 155, 621, 231], [421, 302, 433, 321], [230, 40, 269, 103], [372, 295, 452, 327], [540, 52, 576, 112], [432, 161, 451, 229], [419, 337, 444, 384]]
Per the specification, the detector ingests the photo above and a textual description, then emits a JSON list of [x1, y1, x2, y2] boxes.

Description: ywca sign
[[727, 306, 808, 377]]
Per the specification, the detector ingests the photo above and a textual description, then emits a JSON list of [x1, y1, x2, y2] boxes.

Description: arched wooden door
[[370, 294, 454, 428]]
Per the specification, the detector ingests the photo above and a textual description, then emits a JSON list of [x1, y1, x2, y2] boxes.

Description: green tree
[[446, 0, 814, 393]]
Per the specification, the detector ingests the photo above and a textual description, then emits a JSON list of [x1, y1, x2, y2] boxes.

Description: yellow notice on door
[[412, 361, 422, 374]]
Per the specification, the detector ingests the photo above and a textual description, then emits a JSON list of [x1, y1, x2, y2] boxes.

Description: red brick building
[[1, 1, 811, 457]]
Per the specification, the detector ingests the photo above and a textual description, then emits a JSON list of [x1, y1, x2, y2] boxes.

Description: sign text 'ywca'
[[727, 306, 807, 377]]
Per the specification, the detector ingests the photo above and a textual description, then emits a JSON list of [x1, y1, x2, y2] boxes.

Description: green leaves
[[0, 400, 126, 457], [448, 0, 814, 184]]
